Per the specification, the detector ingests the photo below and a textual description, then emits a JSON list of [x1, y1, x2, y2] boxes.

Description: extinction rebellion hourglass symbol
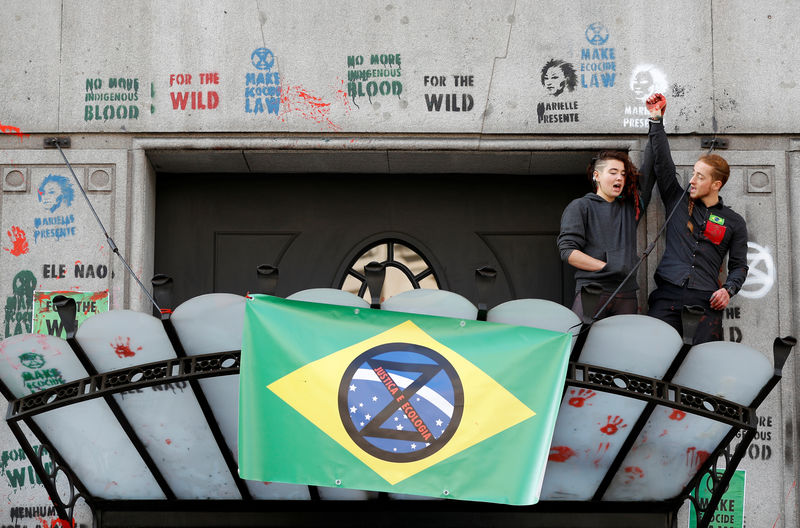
[[338, 343, 464, 463]]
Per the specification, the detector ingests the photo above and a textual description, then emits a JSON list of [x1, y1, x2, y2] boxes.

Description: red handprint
[[568, 388, 596, 408], [37, 517, 75, 528], [593, 442, 611, 468], [548, 445, 576, 463], [668, 409, 686, 421], [3, 226, 29, 256], [600, 415, 627, 435], [623, 466, 645, 483], [111, 336, 142, 358], [686, 447, 710, 469]]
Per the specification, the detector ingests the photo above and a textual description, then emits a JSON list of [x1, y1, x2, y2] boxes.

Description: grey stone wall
[[0, 1, 797, 527], [1, 1, 799, 135]]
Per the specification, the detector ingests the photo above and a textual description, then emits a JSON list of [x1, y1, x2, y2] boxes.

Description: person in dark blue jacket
[[644, 93, 749, 343], [558, 151, 653, 322]]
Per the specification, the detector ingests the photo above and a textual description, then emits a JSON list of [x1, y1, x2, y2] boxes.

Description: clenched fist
[[646, 93, 667, 120]]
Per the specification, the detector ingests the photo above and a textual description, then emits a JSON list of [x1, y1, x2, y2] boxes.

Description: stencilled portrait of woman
[[540, 59, 577, 97], [37, 174, 75, 213]]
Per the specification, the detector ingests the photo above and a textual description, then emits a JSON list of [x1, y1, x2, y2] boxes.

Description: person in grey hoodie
[[558, 151, 654, 321]]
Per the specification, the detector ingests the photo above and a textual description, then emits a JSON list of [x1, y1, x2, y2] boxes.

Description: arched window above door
[[339, 239, 440, 304]]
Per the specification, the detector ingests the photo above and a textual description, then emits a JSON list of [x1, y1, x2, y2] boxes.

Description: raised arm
[[646, 94, 684, 206]]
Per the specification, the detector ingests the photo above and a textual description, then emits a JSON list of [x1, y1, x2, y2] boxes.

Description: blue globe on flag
[[339, 343, 464, 462]]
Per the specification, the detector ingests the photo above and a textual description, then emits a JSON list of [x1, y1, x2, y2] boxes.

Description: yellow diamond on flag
[[267, 320, 535, 485]]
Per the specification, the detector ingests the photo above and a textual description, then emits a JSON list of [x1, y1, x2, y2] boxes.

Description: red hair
[[588, 151, 642, 219], [697, 154, 730, 187]]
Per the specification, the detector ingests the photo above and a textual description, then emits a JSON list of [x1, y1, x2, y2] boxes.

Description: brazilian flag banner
[[239, 295, 571, 505]]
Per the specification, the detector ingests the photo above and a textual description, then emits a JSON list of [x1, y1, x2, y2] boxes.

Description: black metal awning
[[0, 269, 793, 528]]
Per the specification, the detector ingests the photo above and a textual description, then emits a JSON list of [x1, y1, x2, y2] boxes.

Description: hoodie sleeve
[[637, 131, 656, 215], [557, 199, 586, 262]]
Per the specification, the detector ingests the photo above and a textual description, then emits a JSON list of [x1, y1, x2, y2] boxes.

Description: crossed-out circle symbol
[[251, 48, 275, 70], [739, 241, 775, 299], [338, 343, 463, 463], [585, 22, 609, 45]]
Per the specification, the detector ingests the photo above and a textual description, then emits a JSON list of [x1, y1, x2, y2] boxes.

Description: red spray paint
[[599, 415, 627, 435], [4, 226, 29, 256], [668, 409, 686, 421], [568, 388, 596, 408], [548, 445, 576, 462], [110, 336, 141, 358]]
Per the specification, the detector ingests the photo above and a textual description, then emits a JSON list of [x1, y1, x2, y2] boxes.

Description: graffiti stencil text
[[347, 53, 403, 106], [170, 72, 220, 111]]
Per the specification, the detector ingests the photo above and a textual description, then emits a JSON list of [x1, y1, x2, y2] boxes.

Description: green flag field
[[239, 295, 571, 505]]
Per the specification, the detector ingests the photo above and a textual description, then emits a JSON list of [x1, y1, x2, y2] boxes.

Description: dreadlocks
[[587, 151, 643, 220]]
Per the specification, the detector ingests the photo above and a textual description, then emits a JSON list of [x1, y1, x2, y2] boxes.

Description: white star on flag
[[365, 414, 371, 420], [411, 443, 417, 450], [350, 406, 357, 414], [436, 419, 443, 427], [349, 384, 357, 392], [396, 424, 403, 430], [372, 396, 378, 402]]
